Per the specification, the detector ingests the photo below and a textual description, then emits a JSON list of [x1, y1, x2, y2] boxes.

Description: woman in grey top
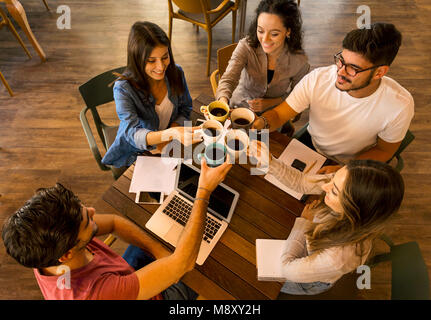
[[216, 0, 309, 116]]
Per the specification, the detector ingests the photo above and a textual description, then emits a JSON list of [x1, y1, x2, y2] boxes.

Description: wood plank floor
[[0, 0, 430, 299]]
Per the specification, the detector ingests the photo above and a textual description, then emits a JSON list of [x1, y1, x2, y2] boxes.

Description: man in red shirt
[[2, 158, 232, 300]]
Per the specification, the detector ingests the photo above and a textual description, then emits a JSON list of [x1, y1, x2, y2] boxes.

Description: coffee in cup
[[224, 129, 249, 162], [226, 138, 245, 151], [200, 101, 230, 123], [203, 127, 220, 137], [194, 119, 224, 146], [230, 108, 255, 129], [209, 108, 227, 118], [197, 142, 227, 167]]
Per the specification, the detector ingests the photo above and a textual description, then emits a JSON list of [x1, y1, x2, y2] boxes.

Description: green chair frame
[[293, 122, 415, 172], [389, 129, 415, 172], [79, 66, 126, 180], [368, 234, 430, 300]]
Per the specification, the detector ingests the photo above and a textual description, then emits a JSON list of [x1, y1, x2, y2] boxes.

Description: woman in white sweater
[[249, 141, 405, 295]]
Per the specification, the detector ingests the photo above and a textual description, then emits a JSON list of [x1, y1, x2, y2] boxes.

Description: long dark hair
[[306, 160, 404, 257], [117, 21, 185, 97], [2, 183, 83, 268], [247, 0, 304, 53]]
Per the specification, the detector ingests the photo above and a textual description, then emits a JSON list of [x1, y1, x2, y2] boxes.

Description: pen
[[304, 160, 317, 174]]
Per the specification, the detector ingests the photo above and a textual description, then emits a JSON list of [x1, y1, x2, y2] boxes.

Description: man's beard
[[77, 224, 99, 251], [335, 72, 374, 92]]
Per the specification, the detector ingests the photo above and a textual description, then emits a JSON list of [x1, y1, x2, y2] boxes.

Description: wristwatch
[[260, 116, 269, 129]]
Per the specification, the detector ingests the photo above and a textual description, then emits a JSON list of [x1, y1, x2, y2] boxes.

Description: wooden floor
[[0, 0, 430, 300]]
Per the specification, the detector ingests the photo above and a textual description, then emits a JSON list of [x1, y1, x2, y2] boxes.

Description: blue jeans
[[122, 245, 198, 300], [281, 280, 334, 295]]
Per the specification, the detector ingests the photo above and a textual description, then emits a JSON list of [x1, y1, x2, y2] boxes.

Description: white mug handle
[[193, 128, 204, 141]]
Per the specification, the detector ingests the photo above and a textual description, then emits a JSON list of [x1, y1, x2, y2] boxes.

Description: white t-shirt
[[286, 65, 414, 163], [155, 93, 173, 131]]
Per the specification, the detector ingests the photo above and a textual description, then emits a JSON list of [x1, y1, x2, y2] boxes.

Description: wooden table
[[1, 0, 46, 61], [100, 94, 305, 299]]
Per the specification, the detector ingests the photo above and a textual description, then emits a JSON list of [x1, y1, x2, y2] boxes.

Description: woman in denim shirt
[[102, 21, 199, 168]]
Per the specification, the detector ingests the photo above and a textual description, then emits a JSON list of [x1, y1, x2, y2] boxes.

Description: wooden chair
[[41, 0, 49, 11], [0, 69, 14, 96], [0, 6, 32, 96], [167, 0, 239, 76], [103, 234, 117, 247], [209, 42, 237, 97], [0, 0, 46, 61]]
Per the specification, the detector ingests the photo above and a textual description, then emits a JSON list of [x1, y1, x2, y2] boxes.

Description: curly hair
[[2, 183, 83, 268], [246, 0, 304, 53]]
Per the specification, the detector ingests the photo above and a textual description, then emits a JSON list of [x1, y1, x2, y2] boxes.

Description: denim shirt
[[102, 65, 192, 168]]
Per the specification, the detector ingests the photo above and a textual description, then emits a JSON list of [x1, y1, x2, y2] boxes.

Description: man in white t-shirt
[[254, 23, 414, 173]]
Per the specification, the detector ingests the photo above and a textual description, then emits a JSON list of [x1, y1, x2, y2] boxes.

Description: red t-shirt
[[33, 238, 163, 300]]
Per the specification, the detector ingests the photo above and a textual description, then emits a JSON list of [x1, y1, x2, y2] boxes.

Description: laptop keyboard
[[163, 195, 222, 243]]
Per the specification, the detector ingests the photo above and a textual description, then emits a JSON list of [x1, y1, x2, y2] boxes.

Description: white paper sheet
[[129, 156, 180, 194]]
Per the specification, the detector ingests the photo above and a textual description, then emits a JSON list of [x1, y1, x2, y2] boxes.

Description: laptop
[[145, 161, 239, 265]]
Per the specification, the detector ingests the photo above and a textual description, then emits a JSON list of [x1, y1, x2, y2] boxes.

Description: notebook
[[264, 139, 327, 200], [145, 161, 239, 265], [256, 239, 286, 281]]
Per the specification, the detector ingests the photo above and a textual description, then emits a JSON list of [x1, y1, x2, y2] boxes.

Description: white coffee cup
[[230, 108, 255, 129], [194, 120, 224, 146], [224, 129, 249, 162]]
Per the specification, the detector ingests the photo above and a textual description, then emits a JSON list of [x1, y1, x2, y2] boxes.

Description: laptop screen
[[177, 163, 236, 220]]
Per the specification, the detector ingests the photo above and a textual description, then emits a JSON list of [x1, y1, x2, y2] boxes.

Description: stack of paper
[[264, 139, 326, 200], [129, 156, 180, 194]]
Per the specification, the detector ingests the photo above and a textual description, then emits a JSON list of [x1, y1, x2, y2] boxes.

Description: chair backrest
[[369, 237, 430, 300], [79, 66, 125, 109], [0, 7, 8, 28], [387, 129, 415, 171], [210, 43, 237, 96], [171, 0, 205, 14], [79, 66, 125, 148], [217, 42, 237, 79], [390, 242, 430, 300], [393, 129, 415, 160]]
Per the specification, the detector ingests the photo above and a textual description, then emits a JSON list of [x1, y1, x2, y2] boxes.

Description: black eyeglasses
[[334, 52, 382, 77]]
